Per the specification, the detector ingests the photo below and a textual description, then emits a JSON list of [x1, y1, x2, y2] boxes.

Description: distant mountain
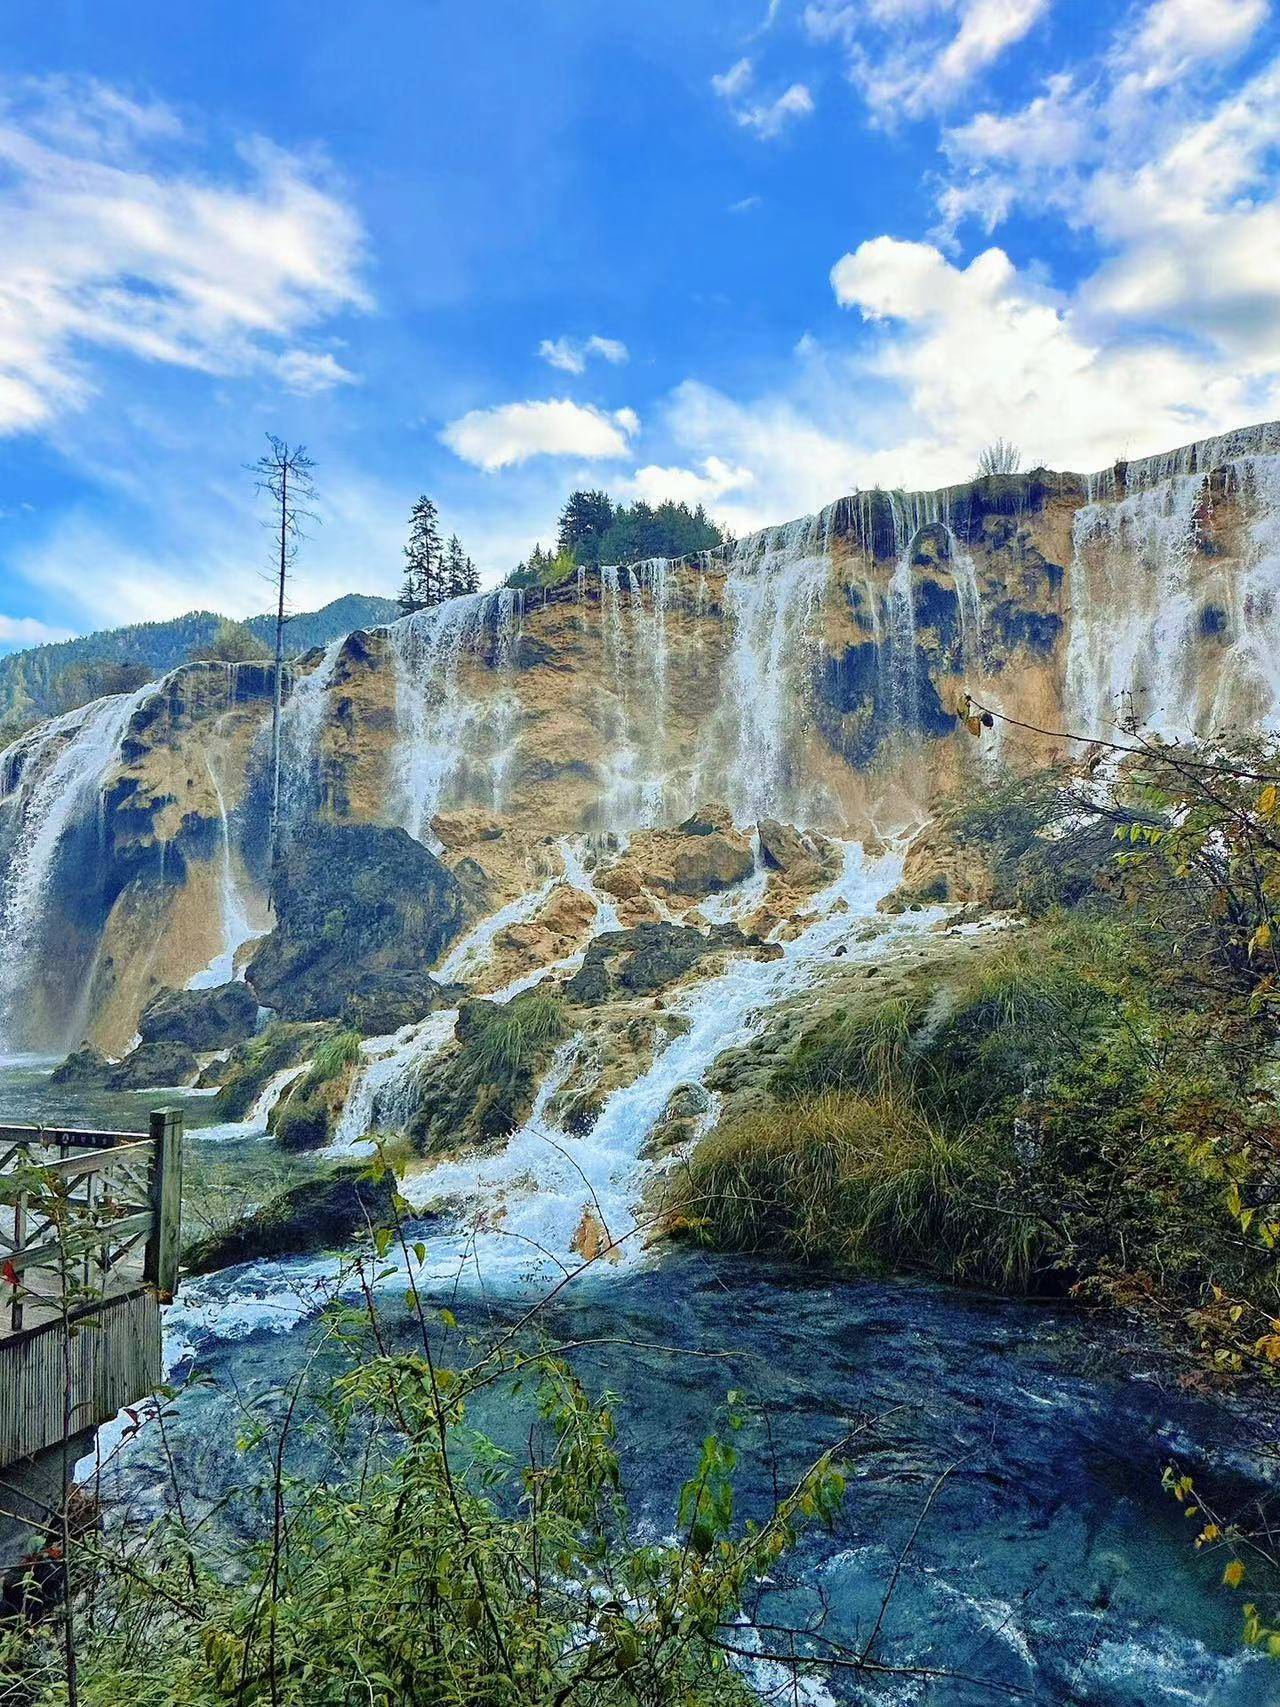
[[0, 593, 400, 737]]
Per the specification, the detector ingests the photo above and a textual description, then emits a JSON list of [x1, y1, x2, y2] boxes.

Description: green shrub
[[673, 1090, 1042, 1292]]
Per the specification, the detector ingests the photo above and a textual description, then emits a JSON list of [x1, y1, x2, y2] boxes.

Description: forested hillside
[[0, 593, 399, 738]]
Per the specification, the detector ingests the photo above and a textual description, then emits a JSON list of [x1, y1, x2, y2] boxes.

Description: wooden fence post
[[144, 1108, 183, 1299]]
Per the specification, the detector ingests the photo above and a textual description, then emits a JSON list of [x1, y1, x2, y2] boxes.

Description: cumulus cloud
[[711, 58, 815, 138], [804, 0, 1048, 120], [0, 76, 369, 436], [441, 399, 639, 471], [830, 233, 1261, 473], [0, 614, 74, 648], [537, 334, 630, 375], [622, 455, 755, 508]]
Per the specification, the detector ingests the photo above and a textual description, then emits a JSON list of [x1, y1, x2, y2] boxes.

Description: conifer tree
[[402, 496, 443, 612], [463, 554, 480, 593], [443, 533, 467, 599]]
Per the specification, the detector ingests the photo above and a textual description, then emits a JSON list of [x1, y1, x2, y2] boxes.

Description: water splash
[[197, 1063, 310, 1143], [279, 637, 345, 834]]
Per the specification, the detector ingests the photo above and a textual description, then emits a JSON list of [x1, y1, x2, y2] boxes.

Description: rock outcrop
[[247, 823, 465, 1022], [139, 981, 259, 1051]]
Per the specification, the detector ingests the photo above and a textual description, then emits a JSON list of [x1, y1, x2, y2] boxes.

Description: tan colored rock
[[537, 883, 597, 938], [432, 808, 504, 849], [669, 833, 754, 897], [889, 823, 996, 908], [596, 863, 644, 901]]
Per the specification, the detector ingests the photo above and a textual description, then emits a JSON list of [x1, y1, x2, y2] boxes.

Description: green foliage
[[506, 544, 578, 591], [462, 993, 565, 1085], [674, 1089, 1041, 1291], [307, 1028, 364, 1087], [548, 488, 724, 572], [190, 619, 273, 664], [15, 1325, 848, 1706]]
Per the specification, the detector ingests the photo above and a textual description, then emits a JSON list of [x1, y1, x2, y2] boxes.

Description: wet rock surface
[[565, 921, 758, 1005], [139, 980, 259, 1051], [248, 823, 465, 1022], [183, 1165, 401, 1274]]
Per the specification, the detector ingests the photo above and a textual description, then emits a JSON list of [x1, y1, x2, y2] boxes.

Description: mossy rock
[[207, 1021, 326, 1120], [183, 1166, 401, 1274]]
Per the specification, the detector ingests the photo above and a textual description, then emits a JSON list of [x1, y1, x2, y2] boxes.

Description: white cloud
[[1116, 0, 1268, 95], [711, 58, 815, 138], [622, 455, 755, 508], [730, 194, 764, 213], [712, 58, 756, 100], [0, 615, 74, 648], [830, 233, 1264, 474], [441, 399, 639, 471], [805, 0, 1047, 119], [537, 333, 630, 374], [0, 75, 369, 436]]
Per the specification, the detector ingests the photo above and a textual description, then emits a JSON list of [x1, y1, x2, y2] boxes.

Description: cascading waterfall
[[597, 560, 675, 828], [188, 756, 263, 989], [1066, 424, 1280, 739], [0, 682, 155, 1051], [388, 591, 521, 846], [718, 511, 833, 824], [280, 636, 345, 833]]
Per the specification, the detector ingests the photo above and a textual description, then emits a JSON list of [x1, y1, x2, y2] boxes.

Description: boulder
[[183, 1166, 401, 1274], [247, 823, 465, 1022], [538, 883, 596, 938], [669, 834, 754, 898], [341, 970, 453, 1038], [565, 922, 751, 1006], [139, 981, 259, 1051], [756, 819, 827, 887], [106, 1040, 200, 1089], [203, 1021, 325, 1118], [49, 1046, 111, 1087]]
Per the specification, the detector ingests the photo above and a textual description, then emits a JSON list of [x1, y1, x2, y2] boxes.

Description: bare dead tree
[[249, 436, 318, 869]]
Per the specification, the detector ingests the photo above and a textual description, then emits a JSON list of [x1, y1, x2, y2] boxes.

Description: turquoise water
[[4, 1064, 1275, 1703]]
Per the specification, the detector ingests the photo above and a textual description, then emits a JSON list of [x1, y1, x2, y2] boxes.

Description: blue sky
[[0, 0, 1276, 647]]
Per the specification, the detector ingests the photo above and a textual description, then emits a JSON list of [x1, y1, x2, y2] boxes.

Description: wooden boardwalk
[[0, 1110, 182, 1468]]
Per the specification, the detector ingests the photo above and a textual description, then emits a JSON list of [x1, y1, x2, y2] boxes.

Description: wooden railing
[[0, 1111, 182, 1468]]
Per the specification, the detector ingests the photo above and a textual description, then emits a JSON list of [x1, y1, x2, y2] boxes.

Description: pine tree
[[403, 496, 443, 611], [557, 490, 614, 564], [442, 534, 467, 600], [463, 555, 480, 594]]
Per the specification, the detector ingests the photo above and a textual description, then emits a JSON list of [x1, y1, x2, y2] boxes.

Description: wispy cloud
[[0, 75, 369, 436], [711, 58, 815, 139], [441, 399, 639, 471], [804, 0, 1048, 121], [729, 194, 764, 213], [0, 614, 74, 647], [537, 334, 630, 375]]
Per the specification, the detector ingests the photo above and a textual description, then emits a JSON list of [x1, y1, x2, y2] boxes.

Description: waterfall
[[1066, 424, 1280, 739], [187, 756, 264, 990], [395, 842, 940, 1284], [718, 512, 833, 824], [0, 682, 155, 1050], [388, 591, 520, 846], [199, 1063, 310, 1143], [596, 561, 675, 828], [279, 636, 345, 834]]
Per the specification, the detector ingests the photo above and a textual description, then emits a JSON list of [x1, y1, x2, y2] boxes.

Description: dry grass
[[672, 1090, 1043, 1292]]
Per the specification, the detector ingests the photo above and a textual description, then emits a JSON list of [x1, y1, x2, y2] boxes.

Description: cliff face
[[3, 422, 1278, 1053]]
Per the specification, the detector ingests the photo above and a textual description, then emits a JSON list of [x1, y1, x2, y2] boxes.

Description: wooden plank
[[34, 1141, 153, 1179], [143, 1109, 183, 1299], [0, 1124, 143, 1150], [5, 1213, 155, 1277], [0, 1288, 162, 1466]]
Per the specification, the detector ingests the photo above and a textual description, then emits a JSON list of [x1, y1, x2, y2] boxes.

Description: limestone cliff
[[2, 420, 1278, 1053]]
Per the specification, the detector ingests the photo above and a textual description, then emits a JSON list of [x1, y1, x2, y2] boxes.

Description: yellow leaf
[[1258, 784, 1278, 817], [965, 715, 982, 736], [1223, 1560, 1246, 1588]]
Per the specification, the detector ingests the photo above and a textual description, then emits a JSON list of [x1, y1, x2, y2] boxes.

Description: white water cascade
[[280, 636, 345, 834], [718, 512, 833, 825], [597, 561, 677, 828], [0, 682, 156, 1050], [1066, 424, 1280, 739], [188, 756, 264, 989], [388, 591, 522, 845], [168, 842, 949, 1355]]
